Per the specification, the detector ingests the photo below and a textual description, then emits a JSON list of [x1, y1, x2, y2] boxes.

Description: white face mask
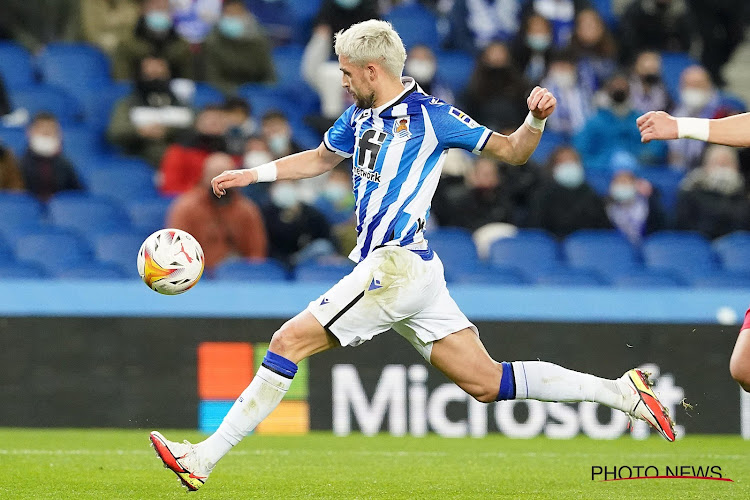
[[244, 150, 273, 169], [29, 135, 60, 157], [553, 161, 584, 189], [550, 70, 576, 89], [681, 88, 711, 112], [610, 183, 637, 203], [271, 183, 298, 209], [406, 58, 436, 83], [268, 133, 290, 155], [323, 182, 350, 203]]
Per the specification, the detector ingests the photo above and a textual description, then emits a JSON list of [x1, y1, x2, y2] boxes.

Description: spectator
[[108, 56, 193, 167], [404, 45, 453, 103], [160, 105, 230, 195], [522, 0, 592, 48], [314, 164, 356, 253], [261, 110, 301, 160], [19, 113, 80, 201], [166, 152, 267, 270], [113, 0, 194, 80], [0, 144, 24, 191], [79, 0, 140, 57], [224, 97, 256, 156], [527, 145, 610, 237], [676, 145, 750, 239], [241, 135, 273, 205], [539, 50, 593, 137], [243, 0, 296, 46], [605, 169, 665, 245], [689, 0, 746, 86], [620, 0, 693, 63], [628, 50, 672, 114], [669, 65, 746, 170], [262, 180, 336, 265], [444, 0, 522, 52], [203, 0, 275, 93], [171, 0, 222, 44], [570, 8, 618, 94], [462, 41, 529, 132], [574, 73, 667, 169], [311, 0, 379, 42], [4, 0, 78, 53], [511, 13, 553, 85]]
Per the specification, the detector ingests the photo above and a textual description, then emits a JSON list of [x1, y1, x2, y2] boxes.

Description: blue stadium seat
[[385, 3, 440, 50], [635, 167, 684, 215], [85, 163, 157, 202], [445, 264, 528, 285], [287, 0, 322, 43], [13, 228, 92, 272], [212, 259, 288, 282], [10, 85, 83, 125], [62, 126, 106, 165], [488, 231, 560, 272], [591, 0, 617, 28], [660, 52, 698, 101], [642, 231, 718, 278], [192, 82, 225, 109], [428, 227, 479, 267], [54, 262, 128, 280], [0, 127, 27, 157], [585, 169, 612, 196], [529, 129, 569, 165], [127, 198, 173, 234], [0, 192, 44, 233], [0, 262, 47, 279], [37, 43, 111, 95], [563, 230, 640, 274], [713, 231, 750, 272], [434, 50, 475, 95], [237, 84, 300, 122], [0, 41, 35, 90], [295, 261, 355, 282], [77, 82, 132, 132], [610, 270, 685, 288], [272, 45, 305, 88], [534, 268, 608, 286], [48, 193, 131, 236], [92, 231, 148, 274], [0, 235, 13, 260], [689, 271, 750, 289]]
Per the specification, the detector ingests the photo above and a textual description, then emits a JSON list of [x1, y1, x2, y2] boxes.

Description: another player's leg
[[150, 311, 337, 491], [730, 328, 750, 392], [428, 329, 676, 441]]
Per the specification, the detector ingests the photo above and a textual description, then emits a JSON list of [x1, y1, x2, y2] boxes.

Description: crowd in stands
[[1, 0, 750, 287]]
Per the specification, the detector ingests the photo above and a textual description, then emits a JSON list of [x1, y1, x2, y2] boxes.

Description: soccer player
[[637, 110, 750, 393], [151, 20, 675, 492]]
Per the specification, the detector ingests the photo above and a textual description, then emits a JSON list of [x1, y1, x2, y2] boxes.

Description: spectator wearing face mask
[[159, 105, 231, 195], [261, 110, 301, 161], [445, 0, 522, 52], [570, 8, 618, 94], [605, 169, 664, 245], [240, 135, 273, 206], [404, 45, 453, 103], [538, 50, 593, 137], [675, 145, 750, 239], [167, 152, 267, 270], [628, 50, 672, 114], [79, 0, 140, 57], [527, 145, 611, 237], [511, 13, 554, 85], [522, 0, 592, 48], [619, 0, 694, 64], [668, 65, 745, 170], [262, 180, 337, 265], [202, 0, 275, 93], [314, 164, 357, 253], [113, 0, 194, 80], [223, 97, 257, 156], [574, 73, 668, 170], [462, 41, 529, 132], [170, 0, 222, 44], [19, 113, 81, 201]]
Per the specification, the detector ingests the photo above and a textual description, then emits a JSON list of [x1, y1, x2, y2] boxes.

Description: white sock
[[196, 365, 292, 468], [512, 361, 629, 412]]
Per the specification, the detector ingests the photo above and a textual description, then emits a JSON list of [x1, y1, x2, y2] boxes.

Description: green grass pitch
[[2, 429, 748, 499]]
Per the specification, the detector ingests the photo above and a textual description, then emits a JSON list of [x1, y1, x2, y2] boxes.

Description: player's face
[[339, 56, 376, 109]]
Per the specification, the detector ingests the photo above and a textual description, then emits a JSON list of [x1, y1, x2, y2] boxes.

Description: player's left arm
[[480, 86, 556, 165]]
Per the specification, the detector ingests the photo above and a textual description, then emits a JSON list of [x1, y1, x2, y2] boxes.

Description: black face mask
[[641, 73, 660, 85], [610, 89, 628, 104], [196, 134, 226, 152], [483, 66, 511, 80], [137, 78, 170, 95]]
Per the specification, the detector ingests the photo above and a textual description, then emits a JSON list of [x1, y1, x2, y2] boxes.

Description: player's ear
[[367, 64, 377, 81]]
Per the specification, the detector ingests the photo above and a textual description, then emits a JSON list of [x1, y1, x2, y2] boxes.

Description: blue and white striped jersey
[[323, 78, 493, 262]]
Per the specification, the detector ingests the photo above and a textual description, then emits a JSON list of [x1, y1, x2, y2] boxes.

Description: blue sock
[[496, 361, 516, 400], [261, 351, 298, 379]]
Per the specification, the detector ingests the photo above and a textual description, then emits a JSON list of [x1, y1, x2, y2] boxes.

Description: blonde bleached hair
[[334, 19, 406, 78]]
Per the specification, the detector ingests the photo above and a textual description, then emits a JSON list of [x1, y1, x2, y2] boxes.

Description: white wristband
[[677, 117, 710, 141], [252, 162, 277, 183], [524, 112, 546, 132]]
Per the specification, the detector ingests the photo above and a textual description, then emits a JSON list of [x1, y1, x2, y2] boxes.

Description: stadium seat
[[127, 198, 173, 234], [563, 230, 640, 274], [62, 126, 106, 165], [635, 167, 684, 215], [10, 85, 83, 125], [295, 261, 356, 282], [0, 192, 45, 233], [0, 236, 13, 260], [48, 193, 131, 236], [529, 129, 569, 165], [0, 262, 47, 279], [660, 52, 698, 101], [534, 268, 608, 286], [585, 169, 612, 197], [0, 41, 36, 90], [192, 82, 225, 109], [445, 264, 529, 285], [428, 227, 479, 268], [85, 163, 157, 202], [212, 259, 288, 282], [288, 0, 322, 43], [54, 262, 129, 280], [13, 228, 92, 273], [642, 231, 718, 278], [0, 127, 27, 157], [92, 231, 148, 274], [385, 3, 440, 50], [37, 43, 112, 95], [712, 231, 750, 272], [237, 84, 301, 122], [688, 271, 750, 289], [609, 270, 685, 288], [434, 50, 475, 95], [488, 231, 560, 272], [272, 45, 305, 88], [77, 82, 132, 132]]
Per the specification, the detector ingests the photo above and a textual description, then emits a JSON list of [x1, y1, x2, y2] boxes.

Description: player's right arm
[[637, 110, 750, 147]]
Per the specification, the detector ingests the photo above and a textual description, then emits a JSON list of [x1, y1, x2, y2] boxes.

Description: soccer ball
[[137, 229, 205, 295]]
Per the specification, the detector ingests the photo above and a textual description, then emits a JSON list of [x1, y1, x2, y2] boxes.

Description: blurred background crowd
[[2, 0, 750, 287]]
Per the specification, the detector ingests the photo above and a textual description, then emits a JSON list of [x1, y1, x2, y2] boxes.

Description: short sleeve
[[427, 103, 493, 155], [323, 105, 357, 158]]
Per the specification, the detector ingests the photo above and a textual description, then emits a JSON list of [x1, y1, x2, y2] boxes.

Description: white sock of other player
[[195, 351, 297, 468], [497, 361, 629, 412]]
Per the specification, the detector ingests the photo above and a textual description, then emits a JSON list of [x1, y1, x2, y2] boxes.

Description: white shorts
[[307, 245, 477, 361]]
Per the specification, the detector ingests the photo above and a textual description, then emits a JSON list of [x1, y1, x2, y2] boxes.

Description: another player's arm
[[211, 144, 341, 197], [481, 86, 557, 165], [637, 110, 750, 147]]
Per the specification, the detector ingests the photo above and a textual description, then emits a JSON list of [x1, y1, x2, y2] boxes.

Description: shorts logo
[[449, 107, 479, 128], [392, 117, 411, 139], [320, 297, 330, 305], [368, 278, 383, 291]]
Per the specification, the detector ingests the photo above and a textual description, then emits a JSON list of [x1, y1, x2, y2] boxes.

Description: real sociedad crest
[[392, 116, 411, 139]]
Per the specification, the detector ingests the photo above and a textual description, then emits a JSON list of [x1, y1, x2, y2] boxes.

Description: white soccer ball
[[137, 229, 205, 295]]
